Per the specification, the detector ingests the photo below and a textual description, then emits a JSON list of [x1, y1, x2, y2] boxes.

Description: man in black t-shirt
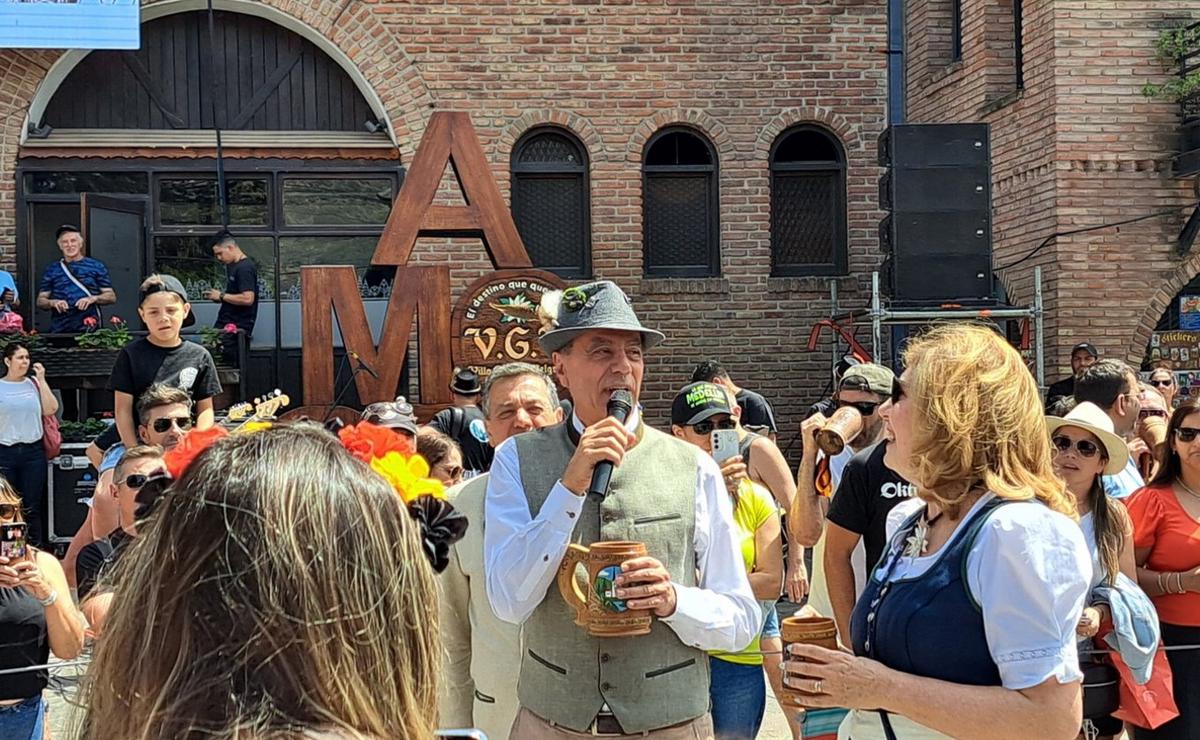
[[690, 359, 778, 439], [824, 440, 914, 642], [203, 230, 259, 363], [1044, 341, 1098, 413]]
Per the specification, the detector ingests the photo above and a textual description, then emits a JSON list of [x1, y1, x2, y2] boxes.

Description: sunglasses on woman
[[0, 504, 19, 519], [691, 418, 736, 435], [152, 416, 193, 434], [1051, 435, 1100, 458], [1150, 378, 1174, 388], [837, 400, 881, 416], [890, 377, 906, 405], [1175, 427, 1200, 443], [1138, 408, 1168, 420]]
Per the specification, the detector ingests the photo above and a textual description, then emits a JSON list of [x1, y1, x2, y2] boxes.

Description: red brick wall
[[0, 0, 890, 446], [905, 0, 1198, 378]]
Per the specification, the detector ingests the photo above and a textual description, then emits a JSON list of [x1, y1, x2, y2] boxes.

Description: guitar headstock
[[223, 390, 291, 430], [225, 401, 253, 422], [250, 389, 291, 421]]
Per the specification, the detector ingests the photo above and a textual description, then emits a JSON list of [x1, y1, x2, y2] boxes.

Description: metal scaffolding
[[868, 266, 1046, 389]]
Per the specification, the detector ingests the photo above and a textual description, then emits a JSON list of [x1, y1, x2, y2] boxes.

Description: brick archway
[[1130, 255, 1200, 365], [626, 108, 735, 164], [493, 110, 602, 196], [22, 0, 435, 156], [756, 107, 863, 158]]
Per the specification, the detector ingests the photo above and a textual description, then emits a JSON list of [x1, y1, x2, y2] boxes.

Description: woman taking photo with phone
[[783, 323, 1092, 740], [0, 343, 57, 546], [81, 423, 443, 739], [0, 477, 84, 739], [1126, 400, 1200, 739]]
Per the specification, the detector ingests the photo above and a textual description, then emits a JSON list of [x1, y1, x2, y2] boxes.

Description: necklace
[[1177, 479, 1200, 500], [903, 507, 945, 557]]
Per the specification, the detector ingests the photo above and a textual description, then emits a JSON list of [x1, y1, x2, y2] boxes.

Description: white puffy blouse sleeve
[[965, 503, 1092, 690]]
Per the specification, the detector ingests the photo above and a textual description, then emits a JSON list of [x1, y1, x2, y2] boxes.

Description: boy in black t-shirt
[[101, 275, 222, 452]]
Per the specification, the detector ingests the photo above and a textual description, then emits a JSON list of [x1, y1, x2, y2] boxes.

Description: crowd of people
[[0, 269, 1193, 740]]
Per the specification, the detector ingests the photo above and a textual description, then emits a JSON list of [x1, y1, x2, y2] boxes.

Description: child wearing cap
[[92, 275, 221, 458]]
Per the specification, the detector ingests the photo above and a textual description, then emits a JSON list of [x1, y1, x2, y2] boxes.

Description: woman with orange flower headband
[[81, 421, 465, 739]]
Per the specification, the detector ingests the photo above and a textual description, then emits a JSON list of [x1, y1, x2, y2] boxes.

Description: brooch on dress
[[902, 507, 943, 558]]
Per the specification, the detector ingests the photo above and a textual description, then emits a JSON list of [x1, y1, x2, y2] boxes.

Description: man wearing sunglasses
[[75, 444, 165, 637], [64, 385, 192, 588], [1075, 359, 1145, 499], [791, 364, 896, 630]]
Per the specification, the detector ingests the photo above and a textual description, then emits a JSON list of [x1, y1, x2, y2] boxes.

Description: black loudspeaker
[[878, 123, 993, 305]]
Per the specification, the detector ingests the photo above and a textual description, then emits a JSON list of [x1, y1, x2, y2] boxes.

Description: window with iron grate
[[510, 127, 591, 279], [770, 125, 848, 277], [642, 128, 720, 277]]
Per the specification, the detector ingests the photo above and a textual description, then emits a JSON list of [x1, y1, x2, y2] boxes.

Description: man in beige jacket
[[438, 362, 562, 739]]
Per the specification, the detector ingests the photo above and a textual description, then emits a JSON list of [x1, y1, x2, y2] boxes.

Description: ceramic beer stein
[[815, 406, 863, 456], [780, 616, 839, 701], [557, 540, 653, 637]]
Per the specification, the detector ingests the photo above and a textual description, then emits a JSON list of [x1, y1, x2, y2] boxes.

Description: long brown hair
[[903, 324, 1076, 519], [1149, 400, 1200, 488], [1084, 464, 1128, 586], [80, 423, 441, 739]]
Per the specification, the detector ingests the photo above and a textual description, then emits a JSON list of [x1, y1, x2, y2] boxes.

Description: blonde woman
[[80, 423, 442, 739], [784, 324, 1092, 740], [0, 477, 83, 739]]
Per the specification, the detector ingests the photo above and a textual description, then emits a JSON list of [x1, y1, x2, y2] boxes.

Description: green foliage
[[60, 417, 110, 443], [197, 325, 221, 350], [75, 317, 132, 349], [0, 332, 45, 353], [1144, 24, 1200, 103], [1155, 24, 1200, 64]]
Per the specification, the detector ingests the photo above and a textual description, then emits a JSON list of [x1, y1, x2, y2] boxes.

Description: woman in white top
[[782, 324, 1091, 740], [0, 344, 57, 547], [1047, 401, 1137, 740]]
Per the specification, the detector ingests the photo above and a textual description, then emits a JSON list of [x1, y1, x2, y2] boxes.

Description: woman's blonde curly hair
[[903, 323, 1076, 519]]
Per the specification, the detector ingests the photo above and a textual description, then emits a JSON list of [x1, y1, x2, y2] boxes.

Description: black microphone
[[348, 350, 380, 380], [587, 390, 634, 499]]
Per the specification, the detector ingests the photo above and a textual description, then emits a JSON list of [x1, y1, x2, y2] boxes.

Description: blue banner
[[0, 0, 139, 50]]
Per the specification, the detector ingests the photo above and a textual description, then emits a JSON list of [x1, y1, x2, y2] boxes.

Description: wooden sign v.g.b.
[[301, 111, 541, 414]]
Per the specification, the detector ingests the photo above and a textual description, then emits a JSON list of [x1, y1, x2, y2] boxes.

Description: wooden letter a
[[372, 111, 532, 269]]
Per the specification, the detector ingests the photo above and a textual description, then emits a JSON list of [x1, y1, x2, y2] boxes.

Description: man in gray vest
[[439, 362, 563, 739], [484, 280, 760, 739]]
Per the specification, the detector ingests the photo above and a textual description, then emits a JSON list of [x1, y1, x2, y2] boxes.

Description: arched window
[[510, 128, 591, 278], [642, 128, 719, 277], [770, 125, 848, 276]]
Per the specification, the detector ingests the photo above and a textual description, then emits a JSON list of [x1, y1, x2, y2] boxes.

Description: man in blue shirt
[[36, 224, 116, 333], [1074, 358, 1145, 498]]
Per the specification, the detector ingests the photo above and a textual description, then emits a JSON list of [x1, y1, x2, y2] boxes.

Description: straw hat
[[1045, 401, 1129, 475]]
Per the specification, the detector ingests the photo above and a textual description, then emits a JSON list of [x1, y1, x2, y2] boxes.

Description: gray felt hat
[[537, 281, 665, 354]]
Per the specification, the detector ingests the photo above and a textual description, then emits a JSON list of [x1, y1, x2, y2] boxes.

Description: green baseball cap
[[672, 382, 734, 426], [838, 363, 894, 396]]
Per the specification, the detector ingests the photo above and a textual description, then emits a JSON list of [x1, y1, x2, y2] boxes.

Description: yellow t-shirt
[[711, 479, 776, 666]]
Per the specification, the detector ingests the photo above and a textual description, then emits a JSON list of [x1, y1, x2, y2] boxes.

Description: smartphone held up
[[0, 522, 27, 561]]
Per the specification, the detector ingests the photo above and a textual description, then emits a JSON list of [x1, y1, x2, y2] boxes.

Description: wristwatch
[[215, 292, 224, 303]]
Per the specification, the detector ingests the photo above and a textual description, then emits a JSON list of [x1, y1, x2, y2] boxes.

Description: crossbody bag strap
[[59, 260, 102, 322]]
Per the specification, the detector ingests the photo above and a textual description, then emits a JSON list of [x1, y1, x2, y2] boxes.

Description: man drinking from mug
[[484, 281, 760, 739]]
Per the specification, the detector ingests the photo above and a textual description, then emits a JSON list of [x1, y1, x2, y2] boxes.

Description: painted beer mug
[[557, 540, 653, 637]]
